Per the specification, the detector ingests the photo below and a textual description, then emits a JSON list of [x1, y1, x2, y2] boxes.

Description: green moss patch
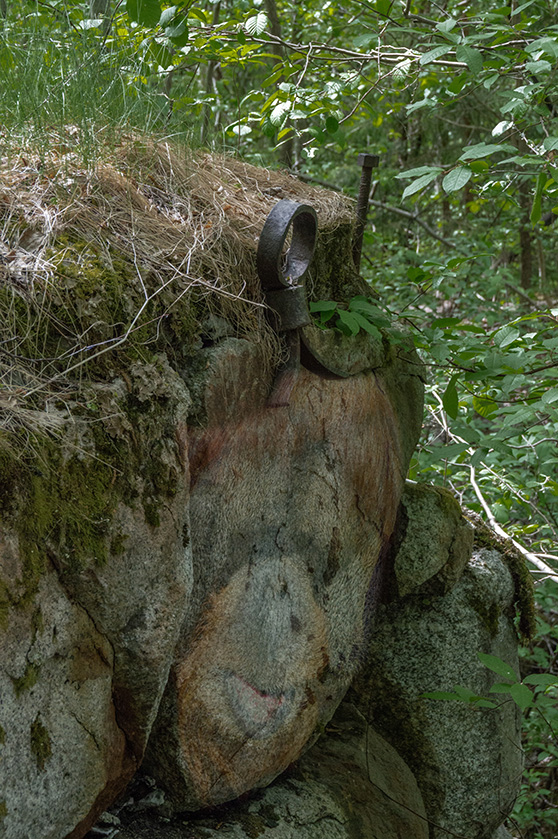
[[11, 662, 39, 697], [30, 714, 52, 771]]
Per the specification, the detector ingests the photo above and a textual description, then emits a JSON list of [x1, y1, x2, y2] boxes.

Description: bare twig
[[368, 199, 459, 250], [428, 393, 558, 582], [294, 172, 460, 250], [469, 467, 558, 581]]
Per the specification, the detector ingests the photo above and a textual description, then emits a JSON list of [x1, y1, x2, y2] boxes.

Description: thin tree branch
[[368, 199, 458, 249], [469, 467, 558, 581], [295, 172, 458, 250]]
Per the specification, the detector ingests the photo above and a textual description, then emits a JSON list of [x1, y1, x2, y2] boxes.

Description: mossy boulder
[[0, 140, 520, 839]]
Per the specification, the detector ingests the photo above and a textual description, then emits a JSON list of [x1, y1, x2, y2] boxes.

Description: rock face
[[144, 332, 424, 810], [0, 363, 193, 839], [85, 484, 523, 839], [106, 700, 430, 839], [355, 483, 523, 839], [0, 145, 524, 839]]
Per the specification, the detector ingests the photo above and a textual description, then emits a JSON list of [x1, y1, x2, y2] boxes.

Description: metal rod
[[352, 152, 379, 273]]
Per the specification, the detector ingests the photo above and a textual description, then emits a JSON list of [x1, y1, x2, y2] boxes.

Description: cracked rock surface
[[88, 700, 429, 839]]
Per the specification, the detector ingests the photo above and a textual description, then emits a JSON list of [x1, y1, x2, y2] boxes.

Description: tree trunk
[[519, 180, 533, 289]]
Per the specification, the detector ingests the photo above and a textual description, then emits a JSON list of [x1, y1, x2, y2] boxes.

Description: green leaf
[[78, 18, 104, 29], [126, 0, 162, 27], [431, 316, 463, 326], [541, 387, 558, 404], [395, 166, 443, 180], [460, 143, 510, 161], [325, 116, 339, 135], [492, 120, 513, 137], [337, 309, 361, 336], [489, 682, 514, 694], [349, 297, 391, 326], [270, 102, 290, 125], [309, 300, 338, 313], [420, 46, 453, 65], [448, 74, 467, 95], [525, 37, 558, 58], [494, 326, 520, 347], [402, 171, 439, 200], [442, 376, 459, 419], [374, 0, 393, 15], [544, 137, 558, 151], [245, 11, 268, 36], [456, 45, 483, 73], [473, 396, 498, 417], [513, 0, 537, 12], [158, 5, 177, 27], [453, 685, 482, 702], [509, 682, 533, 710], [523, 673, 558, 686], [147, 40, 173, 68], [166, 19, 188, 46], [436, 18, 456, 33], [442, 166, 472, 194], [348, 311, 382, 339], [526, 59, 552, 73], [523, 673, 558, 685], [188, 8, 207, 22], [478, 653, 518, 682]]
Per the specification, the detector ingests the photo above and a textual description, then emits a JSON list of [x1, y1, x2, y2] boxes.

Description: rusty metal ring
[[256, 200, 317, 291]]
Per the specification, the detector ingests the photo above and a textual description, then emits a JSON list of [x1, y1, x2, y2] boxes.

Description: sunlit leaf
[[245, 11, 268, 36]]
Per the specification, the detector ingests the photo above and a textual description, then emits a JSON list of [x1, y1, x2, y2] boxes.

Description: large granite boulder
[[0, 360, 193, 839], [85, 483, 526, 839], [355, 483, 525, 839], [0, 140, 526, 839], [0, 141, 425, 838], [144, 339, 423, 810], [100, 699, 429, 839]]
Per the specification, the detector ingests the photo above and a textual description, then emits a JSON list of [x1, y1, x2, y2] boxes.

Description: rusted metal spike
[[352, 152, 379, 273]]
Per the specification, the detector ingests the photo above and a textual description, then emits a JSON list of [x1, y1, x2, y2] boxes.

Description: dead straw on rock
[[0, 132, 353, 435]]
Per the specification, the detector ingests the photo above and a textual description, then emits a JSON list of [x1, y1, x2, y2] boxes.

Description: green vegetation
[[10, 662, 40, 697], [0, 0, 557, 834], [30, 714, 52, 771]]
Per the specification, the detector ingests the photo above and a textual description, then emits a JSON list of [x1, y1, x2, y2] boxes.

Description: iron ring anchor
[[257, 200, 317, 406]]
